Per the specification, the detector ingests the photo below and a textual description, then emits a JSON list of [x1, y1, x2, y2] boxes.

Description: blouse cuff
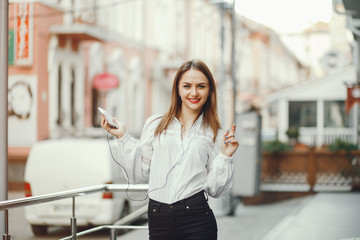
[[116, 131, 130, 144], [219, 152, 233, 162]]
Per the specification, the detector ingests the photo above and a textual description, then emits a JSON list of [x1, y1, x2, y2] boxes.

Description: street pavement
[[261, 192, 360, 240], [6, 191, 360, 240]]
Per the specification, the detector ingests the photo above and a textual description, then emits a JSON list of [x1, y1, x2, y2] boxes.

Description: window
[[70, 67, 76, 126], [324, 100, 350, 128], [289, 101, 317, 127], [56, 65, 63, 126], [92, 88, 102, 127], [268, 102, 278, 128]]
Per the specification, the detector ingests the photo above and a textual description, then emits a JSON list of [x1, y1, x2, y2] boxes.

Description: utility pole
[[212, 0, 234, 125], [349, 36, 360, 145], [0, 0, 9, 237], [218, 3, 225, 124], [230, 0, 237, 123], [355, 36, 360, 146]]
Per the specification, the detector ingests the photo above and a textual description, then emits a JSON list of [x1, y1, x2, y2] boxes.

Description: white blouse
[[113, 114, 234, 204]]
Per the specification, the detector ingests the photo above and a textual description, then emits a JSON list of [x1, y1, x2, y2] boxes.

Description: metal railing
[[0, 184, 149, 240]]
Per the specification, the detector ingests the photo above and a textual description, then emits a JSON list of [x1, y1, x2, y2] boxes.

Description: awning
[[93, 73, 119, 91], [50, 24, 108, 41]]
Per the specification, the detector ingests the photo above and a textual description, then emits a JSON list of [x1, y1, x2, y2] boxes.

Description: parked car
[[24, 138, 147, 236]]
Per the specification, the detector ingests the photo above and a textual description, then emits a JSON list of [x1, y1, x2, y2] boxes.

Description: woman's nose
[[191, 87, 198, 96]]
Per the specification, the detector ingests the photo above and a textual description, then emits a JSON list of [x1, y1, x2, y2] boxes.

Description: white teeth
[[188, 98, 200, 104]]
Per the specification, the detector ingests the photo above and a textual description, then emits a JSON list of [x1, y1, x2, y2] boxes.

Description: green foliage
[[328, 139, 360, 181], [328, 138, 358, 153], [262, 139, 293, 154], [341, 157, 360, 179], [285, 127, 299, 140]]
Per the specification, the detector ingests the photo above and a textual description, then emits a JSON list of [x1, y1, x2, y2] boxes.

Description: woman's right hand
[[100, 114, 127, 139]]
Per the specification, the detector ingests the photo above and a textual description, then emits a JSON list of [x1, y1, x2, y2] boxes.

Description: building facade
[[7, 0, 306, 188], [261, 8, 354, 146], [265, 67, 356, 147]]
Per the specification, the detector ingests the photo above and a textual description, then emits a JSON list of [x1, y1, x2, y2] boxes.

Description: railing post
[[2, 210, 10, 240], [110, 229, 118, 240], [308, 147, 316, 191], [0, 0, 9, 237], [70, 197, 77, 240]]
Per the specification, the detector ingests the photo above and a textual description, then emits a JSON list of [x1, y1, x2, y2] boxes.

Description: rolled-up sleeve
[[110, 115, 160, 184], [205, 130, 234, 198]]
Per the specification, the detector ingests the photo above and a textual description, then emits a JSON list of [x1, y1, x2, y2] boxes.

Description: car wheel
[[31, 225, 48, 236]]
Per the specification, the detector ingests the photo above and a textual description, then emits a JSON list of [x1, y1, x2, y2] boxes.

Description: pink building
[[7, 2, 158, 189], [8, 3, 62, 189]]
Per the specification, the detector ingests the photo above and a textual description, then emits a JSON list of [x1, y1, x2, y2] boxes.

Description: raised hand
[[100, 114, 127, 139], [220, 123, 239, 157]]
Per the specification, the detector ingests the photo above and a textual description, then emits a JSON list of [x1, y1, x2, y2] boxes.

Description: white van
[[24, 138, 147, 236]]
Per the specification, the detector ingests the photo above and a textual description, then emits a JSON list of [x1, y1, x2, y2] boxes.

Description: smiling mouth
[[188, 98, 201, 104]]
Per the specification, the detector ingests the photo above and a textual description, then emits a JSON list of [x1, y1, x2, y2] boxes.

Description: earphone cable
[[106, 133, 148, 201], [105, 124, 197, 201]]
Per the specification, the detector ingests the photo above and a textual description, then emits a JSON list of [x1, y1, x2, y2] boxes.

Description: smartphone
[[98, 107, 119, 129]]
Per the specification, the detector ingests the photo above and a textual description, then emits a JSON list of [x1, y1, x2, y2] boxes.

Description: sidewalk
[[261, 192, 360, 240], [119, 192, 360, 240]]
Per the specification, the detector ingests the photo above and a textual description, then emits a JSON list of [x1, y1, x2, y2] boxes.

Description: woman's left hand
[[220, 123, 239, 157]]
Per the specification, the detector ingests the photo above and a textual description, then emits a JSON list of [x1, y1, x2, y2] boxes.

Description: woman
[[101, 59, 239, 240]]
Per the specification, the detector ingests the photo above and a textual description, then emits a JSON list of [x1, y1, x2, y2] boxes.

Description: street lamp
[[334, 0, 360, 37], [341, 0, 360, 16]]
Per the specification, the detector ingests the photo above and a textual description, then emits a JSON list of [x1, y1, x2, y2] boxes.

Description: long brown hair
[[154, 59, 221, 142]]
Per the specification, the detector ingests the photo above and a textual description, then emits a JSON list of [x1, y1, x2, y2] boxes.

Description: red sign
[[93, 73, 119, 91], [15, 2, 33, 66], [346, 84, 360, 113]]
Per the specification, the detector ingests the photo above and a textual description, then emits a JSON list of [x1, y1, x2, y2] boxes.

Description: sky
[[234, 0, 333, 33]]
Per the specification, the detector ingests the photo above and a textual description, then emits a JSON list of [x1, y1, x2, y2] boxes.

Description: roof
[[266, 66, 356, 102]]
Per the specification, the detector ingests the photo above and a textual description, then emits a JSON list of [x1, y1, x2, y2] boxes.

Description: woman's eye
[[198, 85, 205, 89], [183, 85, 190, 88]]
